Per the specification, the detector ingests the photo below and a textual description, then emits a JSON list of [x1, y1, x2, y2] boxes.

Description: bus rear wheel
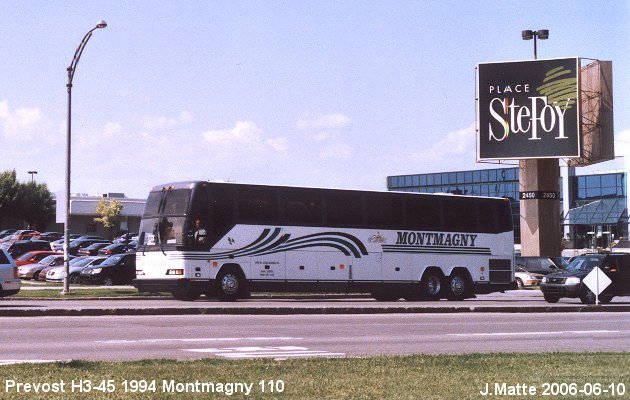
[[215, 269, 243, 302], [446, 273, 469, 301]]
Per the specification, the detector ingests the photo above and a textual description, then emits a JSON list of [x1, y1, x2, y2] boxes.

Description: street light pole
[[27, 171, 37, 182], [521, 29, 549, 60], [63, 20, 107, 294]]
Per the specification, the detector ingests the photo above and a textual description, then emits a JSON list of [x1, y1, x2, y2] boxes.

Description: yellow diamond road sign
[[583, 267, 612, 296]]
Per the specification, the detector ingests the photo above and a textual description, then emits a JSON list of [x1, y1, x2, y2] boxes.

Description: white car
[[46, 256, 107, 283], [0, 248, 21, 297], [515, 266, 544, 288]]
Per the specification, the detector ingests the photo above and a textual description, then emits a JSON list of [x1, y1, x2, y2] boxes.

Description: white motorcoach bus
[[133, 181, 515, 301]]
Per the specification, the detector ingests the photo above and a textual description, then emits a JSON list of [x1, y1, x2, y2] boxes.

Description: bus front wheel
[[215, 269, 243, 302], [420, 270, 443, 301]]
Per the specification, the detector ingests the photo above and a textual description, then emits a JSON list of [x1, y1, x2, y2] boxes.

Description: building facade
[[387, 167, 627, 249], [51, 193, 146, 239]]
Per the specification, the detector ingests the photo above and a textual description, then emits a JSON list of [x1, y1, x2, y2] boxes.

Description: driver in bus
[[193, 219, 207, 244]]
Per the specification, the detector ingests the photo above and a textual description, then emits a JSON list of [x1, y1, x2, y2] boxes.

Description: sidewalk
[[2, 291, 629, 317]]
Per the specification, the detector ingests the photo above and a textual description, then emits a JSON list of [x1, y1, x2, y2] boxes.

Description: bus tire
[[446, 271, 471, 301], [215, 267, 243, 302], [420, 269, 444, 301]]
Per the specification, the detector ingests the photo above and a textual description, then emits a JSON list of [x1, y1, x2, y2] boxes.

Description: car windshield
[[565, 255, 605, 272], [39, 255, 59, 265], [17, 252, 37, 261], [550, 257, 569, 269], [100, 255, 124, 266], [71, 258, 93, 268]]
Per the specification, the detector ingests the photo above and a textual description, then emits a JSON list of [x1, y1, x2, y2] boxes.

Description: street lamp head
[[521, 30, 534, 40], [537, 29, 549, 40], [96, 20, 107, 29]]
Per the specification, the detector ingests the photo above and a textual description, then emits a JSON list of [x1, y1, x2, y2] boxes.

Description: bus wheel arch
[[215, 264, 247, 301], [446, 267, 473, 301], [420, 267, 445, 300]]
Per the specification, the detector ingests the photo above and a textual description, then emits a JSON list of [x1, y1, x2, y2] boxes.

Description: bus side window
[[324, 191, 363, 227], [282, 190, 322, 225], [404, 196, 442, 231]]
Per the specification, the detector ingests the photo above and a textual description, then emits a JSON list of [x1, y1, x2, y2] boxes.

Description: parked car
[[46, 256, 107, 283], [0, 229, 18, 242], [17, 254, 70, 280], [514, 256, 568, 275], [14, 250, 59, 266], [514, 266, 544, 288], [98, 243, 135, 256], [67, 239, 110, 256], [4, 240, 52, 259], [540, 253, 630, 304], [32, 232, 63, 242], [113, 232, 138, 244], [75, 235, 105, 241], [80, 253, 136, 285], [77, 242, 111, 257], [7, 230, 40, 242], [0, 248, 20, 297]]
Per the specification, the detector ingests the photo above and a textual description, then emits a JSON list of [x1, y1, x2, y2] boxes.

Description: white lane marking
[[95, 336, 301, 344], [0, 360, 62, 365], [185, 346, 346, 359], [446, 330, 621, 337]]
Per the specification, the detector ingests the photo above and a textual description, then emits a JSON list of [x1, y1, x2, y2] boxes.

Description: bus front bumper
[[133, 278, 208, 294]]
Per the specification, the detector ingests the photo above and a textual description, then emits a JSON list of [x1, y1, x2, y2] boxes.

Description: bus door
[[318, 252, 349, 282]]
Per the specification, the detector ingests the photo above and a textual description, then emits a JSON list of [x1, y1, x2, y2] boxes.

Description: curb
[[1, 304, 629, 317]]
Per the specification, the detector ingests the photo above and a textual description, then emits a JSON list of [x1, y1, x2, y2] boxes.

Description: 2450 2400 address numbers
[[519, 191, 559, 200]]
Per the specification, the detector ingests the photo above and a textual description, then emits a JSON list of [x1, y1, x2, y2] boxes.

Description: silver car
[[46, 256, 107, 283], [17, 254, 66, 280]]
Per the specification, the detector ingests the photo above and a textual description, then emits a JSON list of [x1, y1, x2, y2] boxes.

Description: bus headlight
[[166, 269, 184, 275]]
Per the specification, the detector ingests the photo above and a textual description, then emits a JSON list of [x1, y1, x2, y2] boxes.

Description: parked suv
[[515, 256, 567, 275], [540, 253, 630, 304], [0, 248, 20, 297]]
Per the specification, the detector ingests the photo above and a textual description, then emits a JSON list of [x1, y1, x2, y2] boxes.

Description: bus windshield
[[139, 188, 192, 247]]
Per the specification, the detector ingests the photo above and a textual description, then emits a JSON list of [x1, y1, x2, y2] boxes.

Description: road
[[1, 312, 628, 363]]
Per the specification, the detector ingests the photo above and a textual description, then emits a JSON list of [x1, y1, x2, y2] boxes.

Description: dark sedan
[[80, 253, 136, 286]]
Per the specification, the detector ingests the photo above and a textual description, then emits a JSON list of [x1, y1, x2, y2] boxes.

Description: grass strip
[[0, 353, 628, 399]]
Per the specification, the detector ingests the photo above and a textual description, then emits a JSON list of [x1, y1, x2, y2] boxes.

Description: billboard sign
[[477, 57, 580, 160]]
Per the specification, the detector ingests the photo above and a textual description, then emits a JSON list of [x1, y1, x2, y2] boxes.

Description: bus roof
[[149, 181, 510, 202]]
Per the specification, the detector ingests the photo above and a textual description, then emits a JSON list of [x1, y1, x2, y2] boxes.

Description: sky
[[1, 1, 628, 199]]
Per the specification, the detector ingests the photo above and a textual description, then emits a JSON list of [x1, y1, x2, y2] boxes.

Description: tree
[[94, 198, 123, 239], [18, 181, 56, 230], [0, 170, 54, 230], [0, 170, 20, 227]]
